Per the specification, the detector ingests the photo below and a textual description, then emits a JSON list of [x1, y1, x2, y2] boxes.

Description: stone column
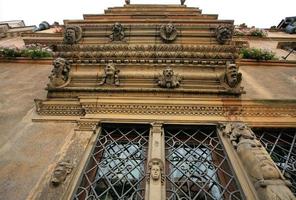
[[146, 122, 166, 200], [218, 122, 295, 200]]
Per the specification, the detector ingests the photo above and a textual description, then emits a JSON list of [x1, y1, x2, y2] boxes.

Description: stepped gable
[[34, 4, 244, 117]]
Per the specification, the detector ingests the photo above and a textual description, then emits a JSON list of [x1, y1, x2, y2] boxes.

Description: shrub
[[240, 48, 277, 60], [250, 28, 267, 37], [0, 44, 52, 58]]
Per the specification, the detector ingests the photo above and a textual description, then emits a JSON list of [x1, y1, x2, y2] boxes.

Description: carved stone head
[[48, 57, 71, 88], [160, 23, 178, 42], [63, 25, 82, 45], [163, 66, 174, 79], [148, 158, 164, 181], [225, 63, 242, 88], [51, 160, 73, 186], [110, 22, 125, 41], [216, 25, 234, 44], [233, 123, 255, 140], [157, 66, 181, 88], [180, 0, 186, 5], [99, 63, 120, 86]]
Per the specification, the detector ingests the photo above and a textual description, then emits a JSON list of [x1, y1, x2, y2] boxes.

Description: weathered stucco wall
[[0, 63, 75, 200]]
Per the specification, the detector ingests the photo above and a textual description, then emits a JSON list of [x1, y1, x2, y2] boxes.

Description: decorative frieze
[[54, 44, 238, 53]]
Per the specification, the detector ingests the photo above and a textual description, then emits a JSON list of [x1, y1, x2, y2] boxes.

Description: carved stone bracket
[[63, 25, 82, 45], [98, 63, 120, 86], [216, 25, 234, 45], [110, 22, 125, 41], [219, 122, 295, 200], [156, 66, 182, 88], [51, 160, 74, 187], [48, 57, 71, 88], [220, 62, 243, 93], [160, 23, 178, 42]]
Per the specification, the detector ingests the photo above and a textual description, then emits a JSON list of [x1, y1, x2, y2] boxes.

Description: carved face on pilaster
[[148, 158, 164, 182], [51, 160, 73, 186]]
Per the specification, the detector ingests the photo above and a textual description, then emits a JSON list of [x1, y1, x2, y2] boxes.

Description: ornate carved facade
[[29, 2, 296, 200]]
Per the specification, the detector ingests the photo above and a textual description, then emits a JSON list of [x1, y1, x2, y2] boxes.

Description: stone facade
[[1, 3, 296, 200]]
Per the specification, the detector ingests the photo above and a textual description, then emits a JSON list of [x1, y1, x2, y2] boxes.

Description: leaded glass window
[[73, 124, 149, 200], [253, 128, 296, 195], [165, 125, 243, 200]]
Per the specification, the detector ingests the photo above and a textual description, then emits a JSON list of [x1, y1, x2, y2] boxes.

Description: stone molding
[[35, 99, 296, 119]]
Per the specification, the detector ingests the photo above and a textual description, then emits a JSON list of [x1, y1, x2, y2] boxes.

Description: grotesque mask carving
[[51, 160, 73, 186], [48, 57, 71, 88], [220, 62, 242, 93], [125, 0, 130, 5], [160, 23, 178, 42], [148, 158, 164, 183], [157, 66, 182, 88], [99, 63, 120, 86], [180, 0, 186, 5], [220, 123, 296, 200], [63, 25, 82, 45], [216, 25, 234, 44], [110, 22, 125, 41]]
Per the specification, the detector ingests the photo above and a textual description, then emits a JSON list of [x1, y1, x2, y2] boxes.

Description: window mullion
[[146, 122, 166, 200]]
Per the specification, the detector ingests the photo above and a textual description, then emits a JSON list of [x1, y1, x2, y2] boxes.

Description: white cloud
[[0, 0, 295, 28]]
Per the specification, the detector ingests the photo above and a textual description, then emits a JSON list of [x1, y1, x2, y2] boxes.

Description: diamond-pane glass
[[165, 125, 243, 200], [73, 124, 149, 200], [253, 128, 296, 196]]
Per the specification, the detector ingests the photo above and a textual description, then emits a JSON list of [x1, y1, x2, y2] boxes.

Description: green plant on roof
[[240, 48, 278, 60]]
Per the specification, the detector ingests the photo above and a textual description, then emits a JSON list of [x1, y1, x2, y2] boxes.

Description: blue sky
[[0, 0, 295, 28]]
